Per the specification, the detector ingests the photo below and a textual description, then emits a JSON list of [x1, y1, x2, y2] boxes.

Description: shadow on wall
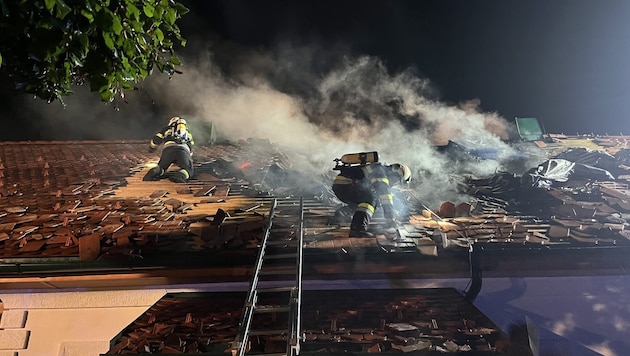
[[473, 276, 628, 356]]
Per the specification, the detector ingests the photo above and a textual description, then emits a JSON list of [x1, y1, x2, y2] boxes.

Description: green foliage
[[0, 0, 189, 103]]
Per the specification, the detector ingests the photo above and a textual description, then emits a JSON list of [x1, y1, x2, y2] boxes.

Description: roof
[[4, 134, 630, 355], [109, 288, 512, 354], [0, 134, 629, 289]]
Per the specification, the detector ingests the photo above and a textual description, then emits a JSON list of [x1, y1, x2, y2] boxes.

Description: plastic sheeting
[[529, 159, 576, 183], [529, 158, 616, 184]]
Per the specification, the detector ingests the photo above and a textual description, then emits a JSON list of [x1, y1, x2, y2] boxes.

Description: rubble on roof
[[107, 288, 510, 354], [427, 136, 630, 248], [0, 134, 629, 271]]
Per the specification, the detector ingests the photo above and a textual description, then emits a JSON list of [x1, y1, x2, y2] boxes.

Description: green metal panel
[[515, 117, 544, 141]]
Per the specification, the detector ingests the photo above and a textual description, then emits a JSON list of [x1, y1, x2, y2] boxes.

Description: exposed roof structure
[[1, 132, 630, 354], [109, 289, 512, 354], [1, 135, 629, 276]]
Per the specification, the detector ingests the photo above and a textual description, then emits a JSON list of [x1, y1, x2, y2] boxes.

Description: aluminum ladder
[[231, 197, 305, 356]]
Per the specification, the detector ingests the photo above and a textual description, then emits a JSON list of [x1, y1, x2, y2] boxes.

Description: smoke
[[140, 43, 523, 206], [11, 83, 161, 141], [14, 37, 527, 207]]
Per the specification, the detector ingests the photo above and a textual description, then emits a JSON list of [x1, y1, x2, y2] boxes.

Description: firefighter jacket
[[149, 124, 195, 153], [333, 163, 396, 220]]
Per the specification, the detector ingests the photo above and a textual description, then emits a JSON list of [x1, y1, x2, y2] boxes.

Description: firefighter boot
[[334, 206, 354, 224], [168, 170, 188, 183], [349, 211, 374, 238], [142, 167, 163, 181]]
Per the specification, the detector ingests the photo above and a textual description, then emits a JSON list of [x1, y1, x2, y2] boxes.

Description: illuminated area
[[1, 1, 630, 356]]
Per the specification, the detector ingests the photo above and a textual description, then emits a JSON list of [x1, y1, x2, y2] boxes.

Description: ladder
[[231, 197, 305, 356]]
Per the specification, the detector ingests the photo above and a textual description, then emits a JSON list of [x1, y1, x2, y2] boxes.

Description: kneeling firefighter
[[332, 152, 411, 237], [143, 116, 195, 183]]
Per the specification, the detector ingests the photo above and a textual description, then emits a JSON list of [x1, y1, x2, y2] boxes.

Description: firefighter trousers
[[332, 182, 378, 233]]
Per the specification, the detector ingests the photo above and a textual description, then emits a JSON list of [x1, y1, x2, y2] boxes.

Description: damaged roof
[[0, 134, 630, 288], [108, 288, 512, 354]]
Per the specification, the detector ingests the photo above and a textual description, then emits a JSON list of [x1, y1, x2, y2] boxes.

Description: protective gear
[[142, 166, 163, 181], [390, 163, 411, 184], [168, 171, 188, 183], [349, 211, 374, 237], [164, 117, 191, 145], [334, 205, 354, 224], [168, 116, 186, 126], [339, 151, 379, 165], [146, 117, 195, 183], [333, 162, 396, 237]]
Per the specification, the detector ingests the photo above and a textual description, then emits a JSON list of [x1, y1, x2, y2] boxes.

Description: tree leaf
[[45, 0, 55, 11], [153, 4, 164, 20], [143, 4, 155, 18], [77, 34, 89, 56], [154, 28, 164, 43], [123, 38, 136, 57], [164, 7, 175, 25], [95, 8, 114, 30], [80, 9, 94, 23], [173, 3, 189, 16], [2, 0, 188, 103], [54, 0, 71, 19], [111, 14, 123, 34], [126, 3, 140, 21], [100, 89, 114, 102], [102, 32, 114, 49]]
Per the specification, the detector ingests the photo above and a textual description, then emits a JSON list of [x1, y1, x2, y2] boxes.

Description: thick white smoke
[[17, 40, 532, 207], [141, 44, 525, 206]]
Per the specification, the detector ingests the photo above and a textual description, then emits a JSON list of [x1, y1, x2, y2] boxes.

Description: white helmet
[[390, 163, 411, 184]]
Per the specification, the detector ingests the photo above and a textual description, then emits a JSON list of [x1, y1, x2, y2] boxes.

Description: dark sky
[[4, 0, 630, 140], [181, 0, 630, 135]]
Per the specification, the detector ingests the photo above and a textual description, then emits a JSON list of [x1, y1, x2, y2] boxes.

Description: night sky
[[183, 0, 630, 135], [4, 0, 630, 139]]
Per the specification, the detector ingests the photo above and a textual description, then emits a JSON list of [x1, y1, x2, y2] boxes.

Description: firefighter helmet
[[168, 116, 186, 126], [390, 163, 411, 184]]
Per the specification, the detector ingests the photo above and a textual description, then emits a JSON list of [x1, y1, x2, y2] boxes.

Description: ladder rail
[[287, 197, 304, 356], [232, 197, 306, 356], [233, 198, 279, 356]]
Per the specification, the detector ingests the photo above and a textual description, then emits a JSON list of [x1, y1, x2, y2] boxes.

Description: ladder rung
[[266, 240, 298, 246], [249, 329, 288, 336], [257, 286, 295, 293], [260, 267, 296, 275], [271, 226, 298, 234], [265, 253, 297, 259], [255, 305, 290, 313]]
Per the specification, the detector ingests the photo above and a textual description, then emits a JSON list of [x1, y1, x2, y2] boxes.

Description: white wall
[[0, 290, 167, 356]]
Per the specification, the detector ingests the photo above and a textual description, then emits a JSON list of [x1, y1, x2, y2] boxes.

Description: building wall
[[0, 290, 167, 356], [1, 275, 628, 356]]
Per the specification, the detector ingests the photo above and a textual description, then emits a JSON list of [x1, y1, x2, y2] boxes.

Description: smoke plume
[[16, 38, 535, 207], [141, 42, 526, 206]]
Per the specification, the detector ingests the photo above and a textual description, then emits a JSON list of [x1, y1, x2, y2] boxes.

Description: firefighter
[[143, 116, 195, 183], [332, 161, 411, 237]]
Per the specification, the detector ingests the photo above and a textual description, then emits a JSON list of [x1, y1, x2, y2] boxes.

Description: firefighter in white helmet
[[332, 160, 411, 237], [143, 116, 195, 183]]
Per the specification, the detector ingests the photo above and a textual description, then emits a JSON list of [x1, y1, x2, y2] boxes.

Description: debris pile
[[107, 288, 509, 354], [424, 140, 630, 248]]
